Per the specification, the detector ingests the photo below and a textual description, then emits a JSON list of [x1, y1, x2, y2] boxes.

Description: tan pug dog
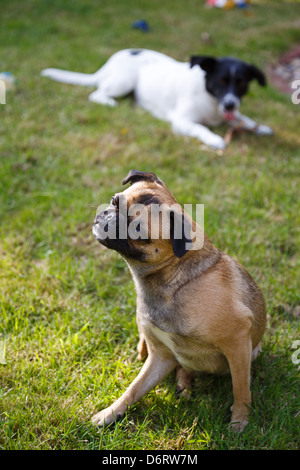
[[92, 170, 266, 431]]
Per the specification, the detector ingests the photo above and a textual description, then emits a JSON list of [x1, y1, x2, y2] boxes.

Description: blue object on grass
[[132, 20, 150, 32]]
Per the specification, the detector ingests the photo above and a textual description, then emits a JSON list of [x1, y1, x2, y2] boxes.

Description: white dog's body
[[42, 49, 272, 149]]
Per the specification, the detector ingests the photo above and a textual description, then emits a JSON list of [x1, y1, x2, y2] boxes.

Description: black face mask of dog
[[190, 56, 266, 119]]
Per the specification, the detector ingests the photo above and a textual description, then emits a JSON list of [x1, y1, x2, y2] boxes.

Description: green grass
[[0, 0, 299, 450]]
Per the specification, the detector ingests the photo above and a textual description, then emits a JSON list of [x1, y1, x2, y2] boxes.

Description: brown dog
[[92, 170, 266, 431]]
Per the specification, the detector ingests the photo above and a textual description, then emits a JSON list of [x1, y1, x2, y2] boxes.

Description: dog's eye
[[219, 77, 229, 85], [237, 79, 246, 88], [135, 223, 141, 233], [111, 195, 119, 208]]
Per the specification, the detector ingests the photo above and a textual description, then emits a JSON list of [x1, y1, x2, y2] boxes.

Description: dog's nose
[[94, 212, 103, 225], [224, 101, 235, 111], [94, 209, 115, 225]]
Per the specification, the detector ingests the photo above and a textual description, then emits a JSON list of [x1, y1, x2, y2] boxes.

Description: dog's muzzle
[[220, 93, 240, 121], [93, 208, 117, 242]]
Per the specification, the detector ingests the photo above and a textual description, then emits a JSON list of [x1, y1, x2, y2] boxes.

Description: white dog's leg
[[88, 72, 137, 107], [232, 112, 273, 135], [170, 116, 226, 149], [88, 89, 117, 107]]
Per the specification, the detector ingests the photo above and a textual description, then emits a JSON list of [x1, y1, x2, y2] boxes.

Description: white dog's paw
[[88, 91, 117, 107], [254, 124, 274, 136], [206, 134, 226, 150], [91, 407, 123, 427]]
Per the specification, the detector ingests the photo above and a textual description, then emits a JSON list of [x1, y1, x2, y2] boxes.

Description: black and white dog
[[41, 49, 273, 149]]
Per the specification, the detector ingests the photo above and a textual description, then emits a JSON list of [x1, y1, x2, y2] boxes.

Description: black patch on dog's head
[[190, 56, 217, 74], [130, 49, 143, 56], [190, 55, 266, 104], [122, 170, 164, 187], [136, 193, 161, 206]]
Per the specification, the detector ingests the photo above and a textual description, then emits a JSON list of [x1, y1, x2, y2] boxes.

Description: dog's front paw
[[229, 404, 249, 432], [254, 124, 274, 136], [205, 134, 226, 150], [230, 416, 249, 433], [92, 407, 123, 427]]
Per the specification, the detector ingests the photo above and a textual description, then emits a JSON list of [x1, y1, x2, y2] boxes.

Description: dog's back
[[41, 49, 174, 87]]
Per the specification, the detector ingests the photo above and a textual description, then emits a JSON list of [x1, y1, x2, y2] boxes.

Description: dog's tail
[[41, 68, 98, 86]]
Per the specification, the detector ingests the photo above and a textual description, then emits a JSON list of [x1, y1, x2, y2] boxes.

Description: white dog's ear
[[190, 56, 217, 73]]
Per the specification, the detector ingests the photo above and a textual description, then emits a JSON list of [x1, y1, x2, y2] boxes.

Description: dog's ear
[[246, 64, 266, 86], [122, 170, 164, 186], [169, 210, 192, 258], [190, 56, 217, 74]]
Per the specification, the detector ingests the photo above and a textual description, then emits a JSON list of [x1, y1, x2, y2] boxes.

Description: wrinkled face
[[92, 171, 194, 263], [190, 56, 266, 121]]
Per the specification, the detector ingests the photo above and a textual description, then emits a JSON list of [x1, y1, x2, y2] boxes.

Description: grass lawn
[[0, 0, 299, 450]]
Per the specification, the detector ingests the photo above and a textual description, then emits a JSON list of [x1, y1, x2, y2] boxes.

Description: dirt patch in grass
[[267, 43, 300, 94]]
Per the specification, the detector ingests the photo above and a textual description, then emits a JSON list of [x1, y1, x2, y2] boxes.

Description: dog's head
[[190, 56, 266, 121], [93, 170, 200, 264]]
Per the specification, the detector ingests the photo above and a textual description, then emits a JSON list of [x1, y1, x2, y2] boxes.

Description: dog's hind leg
[[251, 341, 262, 362], [88, 89, 117, 107], [136, 314, 148, 361], [175, 366, 193, 399], [89, 65, 137, 107], [137, 333, 148, 361]]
